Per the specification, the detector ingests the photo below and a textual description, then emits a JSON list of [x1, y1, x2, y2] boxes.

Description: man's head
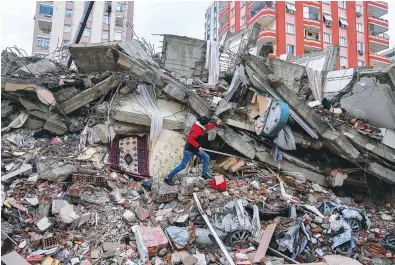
[[197, 116, 210, 126]]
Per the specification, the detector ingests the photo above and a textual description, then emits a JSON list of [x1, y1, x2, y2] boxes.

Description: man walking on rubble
[[164, 116, 222, 185]]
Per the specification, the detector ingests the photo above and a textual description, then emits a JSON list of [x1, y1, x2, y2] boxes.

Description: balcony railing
[[369, 15, 388, 23], [370, 31, 390, 40], [249, 1, 275, 18], [304, 14, 320, 21]]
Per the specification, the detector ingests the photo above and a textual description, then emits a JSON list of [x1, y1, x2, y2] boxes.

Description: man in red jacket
[[164, 116, 221, 185]]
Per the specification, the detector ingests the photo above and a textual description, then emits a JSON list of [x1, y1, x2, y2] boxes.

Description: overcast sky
[[1, 1, 395, 55]]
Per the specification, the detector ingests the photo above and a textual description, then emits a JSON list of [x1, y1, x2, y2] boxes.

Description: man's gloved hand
[[216, 120, 222, 126], [198, 147, 204, 154]]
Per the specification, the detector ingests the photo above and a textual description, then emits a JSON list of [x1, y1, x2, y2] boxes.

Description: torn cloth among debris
[[273, 125, 296, 151], [205, 40, 219, 85], [134, 83, 163, 140]]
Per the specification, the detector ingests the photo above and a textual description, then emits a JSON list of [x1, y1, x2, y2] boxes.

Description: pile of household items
[[1, 28, 395, 265]]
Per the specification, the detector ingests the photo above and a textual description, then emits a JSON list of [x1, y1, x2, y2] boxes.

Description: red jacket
[[185, 122, 216, 152]]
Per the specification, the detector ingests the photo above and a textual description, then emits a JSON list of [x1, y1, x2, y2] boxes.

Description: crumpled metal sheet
[[212, 199, 252, 233]]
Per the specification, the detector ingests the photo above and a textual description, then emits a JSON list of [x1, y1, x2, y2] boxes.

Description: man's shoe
[[200, 173, 212, 180], [164, 177, 176, 186]]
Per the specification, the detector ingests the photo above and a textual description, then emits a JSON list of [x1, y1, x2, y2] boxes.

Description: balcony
[[248, 1, 276, 25], [218, 22, 229, 36], [219, 5, 230, 27], [256, 29, 277, 45], [369, 32, 390, 53], [367, 1, 388, 18], [218, 1, 228, 13], [303, 6, 320, 29], [38, 19, 52, 32], [304, 1, 321, 8], [370, 53, 391, 68], [368, 15, 389, 32], [304, 37, 321, 52]]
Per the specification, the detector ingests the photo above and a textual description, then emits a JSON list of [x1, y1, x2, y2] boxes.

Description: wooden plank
[[221, 156, 238, 171], [229, 160, 246, 173], [4, 82, 37, 92], [252, 223, 277, 263], [256, 95, 269, 116], [1, 164, 32, 181]]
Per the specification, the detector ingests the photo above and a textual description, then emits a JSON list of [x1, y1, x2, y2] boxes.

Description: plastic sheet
[[274, 125, 296, 150], [205, 40, 219, 85], [135, 83, 163, 140]]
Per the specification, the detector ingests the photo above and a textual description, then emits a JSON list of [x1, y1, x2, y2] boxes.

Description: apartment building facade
[[215, 1, 390, 68], [204, 2, 219, 41], [32, 1, 134, 57]]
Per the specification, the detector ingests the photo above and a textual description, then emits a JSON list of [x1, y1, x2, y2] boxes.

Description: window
[[286, 23, 295, 34], [231, 7, 235, 17], [340, 56, 347, 68], [339, 18, 348, 28], [36, 37, 50, 48], [83, 28, 91, 37], [357, 23, 363, 33], [35, 52, 48, 57], [358, 60, 364, 67], [340, 37, 347, 47], [241, 1, 245, 7], [286, 44, 295, 55], [357, 41, 364, 52], [102, 30, 109, 39], [241, 15, 246, 26], [339, 1, 346, 9], [322, 1, 330, 4], [66, 9, 72, 17], [356, 4, 362, 14], [115, 32, 122, 40], [324, 33, 331, 43], [64, 24, 71, 33], [62, 40, 70, 47], [103, 15, 109, 24], [39, 4, 53, 16], [88, 14, 92, 21], [231, 25, 235, 33], [116, 2, 125, 11], [286, 3, 296, 14]]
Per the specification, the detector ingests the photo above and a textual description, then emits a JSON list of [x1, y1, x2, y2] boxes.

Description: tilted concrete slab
[[59, 75, 122, 114], [255, 151, 327, 187], [245, 54, 326, 137], [112, 95, 188, 130], [267, 58, 307, 94]]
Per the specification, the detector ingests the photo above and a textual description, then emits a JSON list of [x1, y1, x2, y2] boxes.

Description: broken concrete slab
[[112, 95, 188, 130], [245, 55, 324, 138], [1, 163, 32, 181], [255, 151, 327, 187], [112, 120, 149, 135], [37, 161, 74, 183], [216, 126, 256, 159], [19, 98, 50, 113], [161, 34, 208, 81], [1, 251, 31, 265], [18, 58, 61, 75], [44, 114, 68, 135], [267, 58, 307, 94], [59, 75, 122, 114]]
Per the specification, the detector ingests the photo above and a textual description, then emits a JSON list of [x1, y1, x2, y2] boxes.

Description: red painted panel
[[295, 1, 305, 56], [363, 2, 370, 67], [276, 1, 286, 55], [235, 1, 241, 32], [331, 1, 340, 69], [346, 1, 357, 68]]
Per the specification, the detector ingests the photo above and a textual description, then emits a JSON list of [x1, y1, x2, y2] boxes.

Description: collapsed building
[[1, 25, 395, 265]]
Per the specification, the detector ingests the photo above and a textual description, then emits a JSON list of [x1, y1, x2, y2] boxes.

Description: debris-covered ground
[[1, 30, 395, 265]]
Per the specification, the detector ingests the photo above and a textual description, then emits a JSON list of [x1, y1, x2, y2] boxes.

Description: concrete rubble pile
[[1, 31, 395, 265]]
